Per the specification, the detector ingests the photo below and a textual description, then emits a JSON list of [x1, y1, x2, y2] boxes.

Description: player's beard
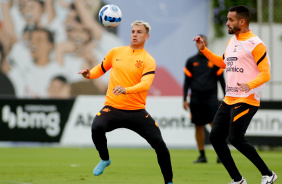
[[228, 24, 240, 34]]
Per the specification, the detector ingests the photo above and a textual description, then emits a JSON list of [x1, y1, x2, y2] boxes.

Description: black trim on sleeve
[[257, 52, 266, 66], [223, 54, 225, 60], [101, 61, 106, 73], [142, 71, 155, 77]]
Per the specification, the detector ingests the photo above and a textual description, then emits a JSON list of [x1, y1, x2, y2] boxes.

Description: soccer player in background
[[193, 5, 277, 184], [183, 34, 225, 163], [78, 20, 173, 184]]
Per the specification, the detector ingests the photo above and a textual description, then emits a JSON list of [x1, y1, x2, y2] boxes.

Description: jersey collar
[[236, 30, 256, 41]]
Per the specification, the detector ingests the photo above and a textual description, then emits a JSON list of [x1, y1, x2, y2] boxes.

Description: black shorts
[[190, 94, 219, 126]]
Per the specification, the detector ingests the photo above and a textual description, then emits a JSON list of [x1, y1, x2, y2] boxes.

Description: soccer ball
[[99, 4, 122, 28]]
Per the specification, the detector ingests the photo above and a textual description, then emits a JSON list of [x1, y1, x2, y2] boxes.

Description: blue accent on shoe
[[167, 182, 173, 184], [93, 159, 111, 176]]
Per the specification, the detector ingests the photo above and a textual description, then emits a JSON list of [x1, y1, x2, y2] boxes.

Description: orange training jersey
[[89, 46, 156, 110]]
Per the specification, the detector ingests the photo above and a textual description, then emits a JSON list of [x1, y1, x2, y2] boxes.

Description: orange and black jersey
[[89, 46, 156, 110], [183, 54, 225, 101]]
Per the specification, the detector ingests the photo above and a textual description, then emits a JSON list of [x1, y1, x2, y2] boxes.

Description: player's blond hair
[[131, 20, 151, 33]]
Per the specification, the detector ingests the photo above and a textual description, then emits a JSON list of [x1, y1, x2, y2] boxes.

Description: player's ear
[[240, 19, 245, 26], [145, 33, 150, 41]]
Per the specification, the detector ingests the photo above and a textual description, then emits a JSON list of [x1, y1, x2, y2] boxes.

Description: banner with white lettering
[[1, 97, 282, 147], [0, 99, 74, 142], [59, 96, 196, 148], [204, 101, 282, 147], [245, 102, 282, 146]]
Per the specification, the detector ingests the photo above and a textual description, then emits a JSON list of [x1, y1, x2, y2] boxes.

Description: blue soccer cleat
[[167, 182, 173, 184], [93, 159, 111, 176]]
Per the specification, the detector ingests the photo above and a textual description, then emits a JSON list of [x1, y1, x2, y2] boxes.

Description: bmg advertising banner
[[0, 99, 74, 142], [1, 97, 282, 147], [0, 96, 196, 148]]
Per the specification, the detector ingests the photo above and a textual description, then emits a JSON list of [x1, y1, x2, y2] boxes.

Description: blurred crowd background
[[1, 0, 282, 100], [0, 0, 123, 98]]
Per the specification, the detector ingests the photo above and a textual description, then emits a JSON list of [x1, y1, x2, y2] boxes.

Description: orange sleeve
[[247, 43, 271, 89], [89, 49, 113, 79], [125, 57, 156, 94], [216, 68, 224, 76], [125, 74, 155, 94], [89, 63, 107, 79], [200, 47, 226, 69], [184, 67, 192, 77]]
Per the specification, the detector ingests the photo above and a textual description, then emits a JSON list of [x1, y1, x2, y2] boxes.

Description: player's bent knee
[[228, 135, 243, 147], [91, 120, 105, 131], [150, 139, 167, 150]]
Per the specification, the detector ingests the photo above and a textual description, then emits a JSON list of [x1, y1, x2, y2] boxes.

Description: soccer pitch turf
[[0, 147, 281, 184]]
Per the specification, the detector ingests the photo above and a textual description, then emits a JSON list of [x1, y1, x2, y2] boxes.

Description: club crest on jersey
[[135, 60, 143, 68]]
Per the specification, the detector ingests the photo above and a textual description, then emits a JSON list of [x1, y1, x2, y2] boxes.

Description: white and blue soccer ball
[[99, 4, 122, 28]]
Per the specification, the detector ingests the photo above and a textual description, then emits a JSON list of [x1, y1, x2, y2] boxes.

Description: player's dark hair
[[229, 5, 250, 24]]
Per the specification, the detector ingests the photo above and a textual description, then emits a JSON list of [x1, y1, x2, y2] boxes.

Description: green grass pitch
[[0, 147, 281, 184]]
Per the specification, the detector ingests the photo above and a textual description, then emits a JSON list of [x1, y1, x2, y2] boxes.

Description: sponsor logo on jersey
[[226, 57, 244, 73], [226, 85, 240, 92], [102, 108, 111, 112], [227, 57, 238, 61], [226, 66, 244, 73]]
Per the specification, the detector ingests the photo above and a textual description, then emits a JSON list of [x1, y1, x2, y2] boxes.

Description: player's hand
[[193, 36, 205, 50], [237, 82, 250, 92], [113, 86, 126, 95], [183, 101, 190, 111], [78, 69, 91, 79]]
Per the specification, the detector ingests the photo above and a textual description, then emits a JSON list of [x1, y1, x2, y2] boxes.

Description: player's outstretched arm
[[193, 36, 226, 69], [193, 36, 206, 50], [78, 69, 91, 79]]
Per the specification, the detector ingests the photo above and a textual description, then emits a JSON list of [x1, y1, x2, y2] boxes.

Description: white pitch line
[[0, 181, 32, 184]]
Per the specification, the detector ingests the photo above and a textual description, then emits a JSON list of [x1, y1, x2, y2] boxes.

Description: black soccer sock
[[233, 176, 242, 182], [200, 150, 205, 157], [262, 169, 273, 176]]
